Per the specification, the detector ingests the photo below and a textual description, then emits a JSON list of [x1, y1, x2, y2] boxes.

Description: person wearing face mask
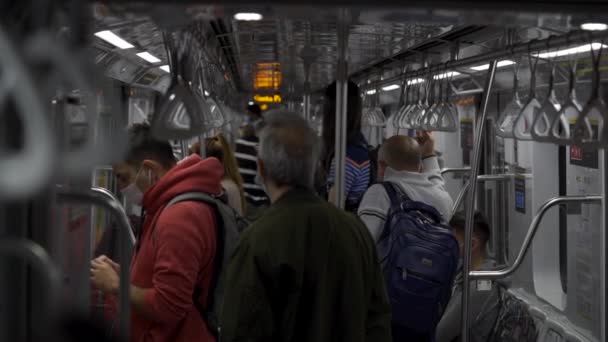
[[220, 111, 392, 342], [90, 123, 224, 342], [358, 132, 454, 242], [436, 211, 499, 342]]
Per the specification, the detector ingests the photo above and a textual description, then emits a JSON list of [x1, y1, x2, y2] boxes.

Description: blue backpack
[[377, 182, 459, 335]]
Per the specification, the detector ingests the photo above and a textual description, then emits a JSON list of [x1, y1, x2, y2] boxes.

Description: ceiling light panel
[[94, 30, 134, 49], [534, 43, 608, 59], [136, 52, 162, 64]]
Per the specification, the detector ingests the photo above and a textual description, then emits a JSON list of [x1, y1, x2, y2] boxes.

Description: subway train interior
[[1, 0, 608, 341]]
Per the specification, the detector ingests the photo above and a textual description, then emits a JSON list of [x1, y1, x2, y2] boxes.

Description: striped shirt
[[235, 136, 269, 205], [327, 134, 371, 206]]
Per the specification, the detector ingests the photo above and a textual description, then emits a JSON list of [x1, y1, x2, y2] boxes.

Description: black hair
[[450, 211, 491, 247], [321, 80, 362, 168], [247, 104, 262, 118], [125, 123, 176, 169]]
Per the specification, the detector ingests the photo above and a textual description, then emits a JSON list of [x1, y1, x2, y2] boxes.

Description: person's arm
[[422, 155, 446, 186], [435, 286, 462, 342], [91, 257, 165, 318], [358, 185, 390, 242], [436, 281, 496, 342], [137, 203, 215, 322], [417, 131, 448, 187], [220, 233, 274, 342]]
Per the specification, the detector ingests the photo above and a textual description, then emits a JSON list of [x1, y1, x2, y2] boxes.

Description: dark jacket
[[220, 188, 392, 342]]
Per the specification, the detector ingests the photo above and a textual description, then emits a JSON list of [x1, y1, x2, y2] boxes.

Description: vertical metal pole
[[119, 224, 132, 342], [601, 149, 607, 342], [181, 140, 188, 159], [199, 135, 206, 158], [461, 60, 498, 342], [304, 94, 311, 120], [333, 8, 349, 209]]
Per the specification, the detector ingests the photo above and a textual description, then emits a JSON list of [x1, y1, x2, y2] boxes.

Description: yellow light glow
[[254, 62, 281, 91], [260, 104, 269, 111], [253, 94, 282, 103]]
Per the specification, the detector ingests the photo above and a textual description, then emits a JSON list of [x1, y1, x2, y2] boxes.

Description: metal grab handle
[[0, 239, 62, 313], [26, 33, 103, 176], [470, 195, 602, 280], [56, 186, 134, 342], [0, 25, 56, 199]]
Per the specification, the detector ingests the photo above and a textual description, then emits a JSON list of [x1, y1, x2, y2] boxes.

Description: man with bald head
[[220, 110, 392, 342], [358, 131, 454, 242]]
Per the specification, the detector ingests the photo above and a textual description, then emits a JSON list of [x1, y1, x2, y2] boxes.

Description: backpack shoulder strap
[[166, 192, 218, 209], [380, 181, 409, 205], [164, 192, 225, 337]]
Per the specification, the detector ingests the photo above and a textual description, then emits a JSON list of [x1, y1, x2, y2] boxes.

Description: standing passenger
[[358, 131, 454, 242], [436, 211, 499, 342], [235, 104, 269, 220], [205, 134, 246, 216], [220, 111, 392, 342], [322, 80, 373, 212], [90, 123, 222, 342]]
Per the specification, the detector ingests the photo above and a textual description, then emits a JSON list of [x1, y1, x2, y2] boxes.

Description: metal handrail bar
[[56, 185, 134, 342], [0, 239, 61, 323], [363, 30, 608, 91], [470, 195, 602, 280], [440, 167, 471, 176], [451, 174, 518, 215]]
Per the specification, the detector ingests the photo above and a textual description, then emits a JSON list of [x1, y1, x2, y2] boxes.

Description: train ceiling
[[90, 3, 606, 97]]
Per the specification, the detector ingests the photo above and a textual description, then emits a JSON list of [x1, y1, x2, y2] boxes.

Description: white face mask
[[120, 166, 149, 206]]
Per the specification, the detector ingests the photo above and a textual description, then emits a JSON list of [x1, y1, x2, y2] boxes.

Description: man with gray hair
[[220, 111, 392, 342], [358, 131, 454, 242]]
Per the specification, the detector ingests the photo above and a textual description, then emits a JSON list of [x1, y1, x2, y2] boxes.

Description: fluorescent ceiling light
[[581, 23, 608, 31], [434, 71, 461, 80], [534, 43, 608, 59], [470, 60, 516, 71], [366, 89, 377, 95], [136, 52, 161, 64], [94, 30, 134, 49], [407, 78, 425, 85], [234, 12, 263, 21], [382, 84, 401, 91], [159, 65, 170, 73]]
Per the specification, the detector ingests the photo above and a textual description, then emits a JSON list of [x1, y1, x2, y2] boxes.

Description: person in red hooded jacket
[[90, 123, 223, 342]]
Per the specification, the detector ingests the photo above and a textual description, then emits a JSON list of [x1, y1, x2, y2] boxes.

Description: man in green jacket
[[220, 110, 392, 342]]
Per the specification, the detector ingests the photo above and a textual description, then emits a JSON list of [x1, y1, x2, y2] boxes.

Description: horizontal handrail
[[55, 185, 134, 341], [470, 195, 602, 280], [451, 174, 518, 215], [0, 238, 61, 313], [56, 186, 135, 245], [441, 167, 471, 176]]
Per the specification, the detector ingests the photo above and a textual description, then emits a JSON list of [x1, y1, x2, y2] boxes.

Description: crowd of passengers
[[90, 80, 499, 342]]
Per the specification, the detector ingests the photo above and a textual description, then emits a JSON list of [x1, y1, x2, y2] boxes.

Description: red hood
[[143, 155, 224, 214]]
